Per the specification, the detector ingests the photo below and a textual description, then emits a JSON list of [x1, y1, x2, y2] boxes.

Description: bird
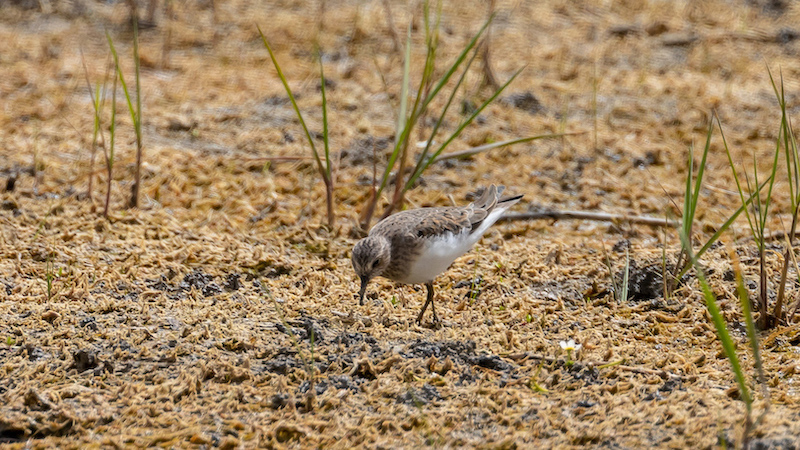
[[352, 185, 523, 325]]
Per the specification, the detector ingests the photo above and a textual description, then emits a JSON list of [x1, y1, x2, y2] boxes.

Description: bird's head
[[352, 235, 391, 305]]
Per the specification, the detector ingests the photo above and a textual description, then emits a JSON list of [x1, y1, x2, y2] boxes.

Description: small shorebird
[[352, 185, 523, 325]]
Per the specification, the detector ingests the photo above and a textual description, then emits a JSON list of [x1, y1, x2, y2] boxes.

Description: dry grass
[[2, 0, 800, 447]]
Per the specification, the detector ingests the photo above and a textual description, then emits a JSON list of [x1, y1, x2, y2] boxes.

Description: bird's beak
[[358, 276, 369, 306]]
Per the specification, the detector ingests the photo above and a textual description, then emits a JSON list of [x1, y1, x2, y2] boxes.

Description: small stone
[[41, 310, 60, 323], [661, 32, 697, 47], [166, 116, 196, 131], [645, 22, 669, 36], [218, 436, 240, 450]]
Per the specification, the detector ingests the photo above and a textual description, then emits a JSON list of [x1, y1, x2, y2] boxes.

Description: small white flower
[[559, 339, 581, 352]]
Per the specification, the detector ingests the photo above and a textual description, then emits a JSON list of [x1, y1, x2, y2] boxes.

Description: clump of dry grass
[[5, 1, 800, 448]]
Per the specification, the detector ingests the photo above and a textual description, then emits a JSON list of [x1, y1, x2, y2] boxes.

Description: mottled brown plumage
[[352, 185, 522, 325]]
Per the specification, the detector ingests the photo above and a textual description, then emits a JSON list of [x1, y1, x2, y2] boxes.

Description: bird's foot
[[416, 316, 442, 329]]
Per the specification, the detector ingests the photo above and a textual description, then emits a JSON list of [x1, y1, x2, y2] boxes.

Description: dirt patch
[[2, 0, 800, 448]]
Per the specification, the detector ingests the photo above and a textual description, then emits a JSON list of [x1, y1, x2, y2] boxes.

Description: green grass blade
[[683, 143, 694, 239], [256, 25, 325, 177], [319, 54, 331, 180], [396, 23, 412, 145], [766, 66, 799, 211], [752, 153, 763, 240], [92, 83, 102, 146], [133, 17, 141, 141], [621, 248, 630, 303], [779, 97, 796, 208], [376, 23, 413, 199], [790, 117, 800, 203], [432, 134, 571, 163], [783, 122, 795, 210], [106, 31, 138, 139], [718, 113, 758, 242], [662, 220, 669, 300], [393, 0, 439, 179], [406, 66, 524, 190], [387, 0, 442, 204], [698, 266, 753, 411], [438, 65, 525, 152], [689, 119, 713, 228], [378, 9, 495, 201], [758, 140, 782, 238], [677, 177, 773, 281], [421, 0, 440, 88], [601, 242, 619, 301], [695, 185, 766, 260], [406, 46, 481, 184], [734, 259, 765, 392], [787, 118, 799, 208], [709, 179, 770, 253], [420, 14, 493, 112], [766, 63, 781, 102], [110, 72, 117, 168], [679, 230, 752, 412]]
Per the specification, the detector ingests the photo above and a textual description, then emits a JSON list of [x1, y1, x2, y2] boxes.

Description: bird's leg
[[429, 282, 439, 323], [417, 281, 437, 325]]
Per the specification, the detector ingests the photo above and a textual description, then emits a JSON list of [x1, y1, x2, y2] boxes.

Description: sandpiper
[[352, 185, 523, 325]]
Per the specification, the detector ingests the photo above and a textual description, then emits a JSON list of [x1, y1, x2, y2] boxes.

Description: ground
[[2, 0, 800, 448]]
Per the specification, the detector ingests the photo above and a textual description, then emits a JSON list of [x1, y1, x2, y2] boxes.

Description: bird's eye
[[372, 259, 380, 268]]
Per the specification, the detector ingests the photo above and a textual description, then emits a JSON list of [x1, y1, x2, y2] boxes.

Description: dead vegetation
[[2, 0, 800, 448]]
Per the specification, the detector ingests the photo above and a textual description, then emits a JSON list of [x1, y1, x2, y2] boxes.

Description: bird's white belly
[[396, 231, 477, 284]]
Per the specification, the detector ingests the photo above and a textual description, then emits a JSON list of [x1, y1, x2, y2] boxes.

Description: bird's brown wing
[[370, 185, 509, 239], [370, 206, 474, 239], [369, 206, 473, 282]]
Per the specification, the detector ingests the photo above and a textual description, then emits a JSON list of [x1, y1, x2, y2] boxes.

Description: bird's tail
[[498, 193, 524, 206], [473, 184, 500, 211], [470, 185, 523, 234]]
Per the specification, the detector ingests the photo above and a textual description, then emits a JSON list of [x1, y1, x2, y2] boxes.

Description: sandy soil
[[2, 0, 800, 448]]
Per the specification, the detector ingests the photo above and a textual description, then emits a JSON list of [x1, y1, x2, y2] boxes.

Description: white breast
[[396, 229, 479, 284]]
